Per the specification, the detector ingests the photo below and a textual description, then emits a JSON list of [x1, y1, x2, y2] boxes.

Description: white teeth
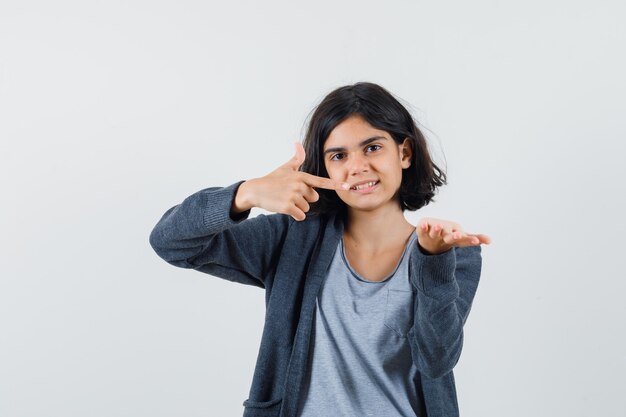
[[352, 181, 377, 190]]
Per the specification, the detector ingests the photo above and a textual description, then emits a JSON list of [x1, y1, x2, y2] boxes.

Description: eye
[[329, 144, 381, 161]]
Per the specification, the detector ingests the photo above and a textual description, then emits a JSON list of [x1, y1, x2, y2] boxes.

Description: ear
[[400, 138, 412, 169]]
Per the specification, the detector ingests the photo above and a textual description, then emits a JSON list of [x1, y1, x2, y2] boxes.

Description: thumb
[[286, 142, 306, 171]]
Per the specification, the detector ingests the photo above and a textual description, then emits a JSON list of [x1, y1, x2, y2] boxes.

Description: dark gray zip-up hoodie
[[149, 180, 483, 417]]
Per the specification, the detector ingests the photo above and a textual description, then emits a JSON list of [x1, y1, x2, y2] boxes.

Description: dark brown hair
[[300, 81, 447, 217]]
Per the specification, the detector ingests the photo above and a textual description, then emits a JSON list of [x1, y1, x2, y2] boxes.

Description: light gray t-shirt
[[296, 231, 425, 417]]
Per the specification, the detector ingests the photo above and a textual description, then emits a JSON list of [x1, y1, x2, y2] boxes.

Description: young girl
[[149, 82, 491, 417]]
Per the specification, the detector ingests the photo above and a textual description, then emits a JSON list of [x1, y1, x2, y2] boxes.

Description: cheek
[[324, 162, 335, 178]]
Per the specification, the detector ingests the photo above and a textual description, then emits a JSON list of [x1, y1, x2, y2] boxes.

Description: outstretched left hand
[[416, 217, 492, 255]]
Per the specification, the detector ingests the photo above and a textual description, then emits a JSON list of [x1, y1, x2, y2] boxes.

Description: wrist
[[232, 180, 255, 214]]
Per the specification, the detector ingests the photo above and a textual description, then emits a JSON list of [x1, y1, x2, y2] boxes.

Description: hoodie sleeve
[[148, 180, 292, 289], [407, 244, 483, 379]]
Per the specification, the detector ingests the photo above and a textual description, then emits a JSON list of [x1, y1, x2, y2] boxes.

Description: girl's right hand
[[233, 142, 350, 221]]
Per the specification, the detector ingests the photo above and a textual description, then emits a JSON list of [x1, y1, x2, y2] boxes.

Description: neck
[[343, 202, 415, 253]]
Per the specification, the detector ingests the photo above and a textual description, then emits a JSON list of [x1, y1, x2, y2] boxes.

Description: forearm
[[149, 181, 250, 263], [408, 246, 482, 378]]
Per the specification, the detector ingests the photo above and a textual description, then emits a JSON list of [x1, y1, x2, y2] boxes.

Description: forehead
[[323, 115, 391, 149]]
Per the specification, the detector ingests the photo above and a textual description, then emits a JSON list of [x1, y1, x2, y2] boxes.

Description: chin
[[345, 200, 385, 212], [350, 196, 402, 212]]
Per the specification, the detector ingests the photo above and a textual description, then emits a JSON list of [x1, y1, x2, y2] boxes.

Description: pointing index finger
[[302, 172, 350, 191]]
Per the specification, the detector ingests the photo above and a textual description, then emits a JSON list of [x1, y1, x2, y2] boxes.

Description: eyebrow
[[323, 136, 388, 156]]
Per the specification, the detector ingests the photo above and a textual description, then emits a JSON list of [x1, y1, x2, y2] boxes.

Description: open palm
[[416, 217, 491, 255]]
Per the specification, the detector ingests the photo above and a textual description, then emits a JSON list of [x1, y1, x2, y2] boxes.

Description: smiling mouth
[[350, 180, 379, 192]]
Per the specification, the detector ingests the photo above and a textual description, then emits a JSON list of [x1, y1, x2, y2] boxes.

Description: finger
[[459, 233, 491, 246], [442, 227, 464, 245], [473, 234, 492, 244], [286, 203, 307, 222], [301, 172, 350, 191], [429, 223, 443, 239], [459, 233, 490, 245], [294, 142, 306, 170], [282, 142, 306, 171], [443, 231, 458, 245], [450, 225, 464, 234], [302, 187, 320, 203], [462, 233, 480, 245], [293, 193, 310, 214]]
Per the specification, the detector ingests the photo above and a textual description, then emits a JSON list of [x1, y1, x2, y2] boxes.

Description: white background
[[1, 1, 625, 416]]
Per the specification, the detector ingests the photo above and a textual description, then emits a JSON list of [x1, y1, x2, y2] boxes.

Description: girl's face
[[322, 115, 412, 213]]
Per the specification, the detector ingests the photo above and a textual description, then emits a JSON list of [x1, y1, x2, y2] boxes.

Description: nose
[[346, 151, 369, 176]]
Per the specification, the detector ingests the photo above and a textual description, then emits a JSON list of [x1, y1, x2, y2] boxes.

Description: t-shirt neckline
[[340, 231, 417, 284]]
